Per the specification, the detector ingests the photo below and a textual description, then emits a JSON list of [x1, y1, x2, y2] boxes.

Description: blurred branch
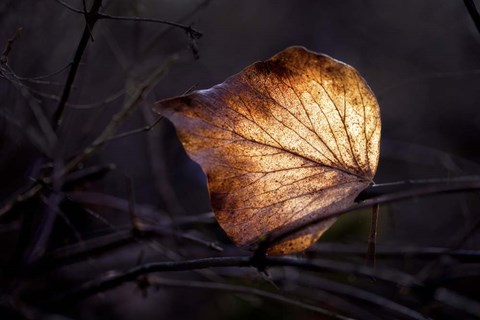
[[435, 288, 480, 318], [64, 54, 178, 173], [286, 274, 427, 320], [51, 255, 419, 302], [104, 116, 163, 143], [50, 255, 480, 318], [310, 243, 480, 261], [67, 88, 124, 109], [40, 226, 222, 270], [147, 277, 352, 320], [464, 0, 480, 36], [0, 108, 52, 155], [15, 63, 72, 81], [52, 0, 103, 129], [0, 65, 57, 154]]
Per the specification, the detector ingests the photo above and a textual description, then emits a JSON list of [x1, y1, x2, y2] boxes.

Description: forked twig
[[53, 0, 103, 129]]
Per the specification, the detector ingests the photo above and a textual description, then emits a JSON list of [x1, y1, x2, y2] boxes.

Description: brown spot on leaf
[[154, 46, 381, 255]]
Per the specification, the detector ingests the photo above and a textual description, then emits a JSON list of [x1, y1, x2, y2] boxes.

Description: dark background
[[1, 1, 480, 319]]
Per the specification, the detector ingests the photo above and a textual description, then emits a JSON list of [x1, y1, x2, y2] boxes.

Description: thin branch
[[264, 179, 480, 253], [62, 163, 115, 189], [0, 65, 57, 153], [52, 0, 103, 129], [416, 208, 480, 280], [15, 63, 72, 81], [435, 288, 480, 318], [96, 13, 202, 39], [356, 175, 480, 201], [63, 54, 178, 173], [0, 108, 51, 155], [53, 0, 202, 39], [289, 274, 428, 320], [51, 255, 420, 302], [50, 255, 480, 318], [1, 27, 22, 65], [147, 277, 354, 320], [104, 117, 163, 143], [141, 0, 211, 56], [67, 88, 124, 109], [310, 243, 480, 261], [53, 0, 84, 14]]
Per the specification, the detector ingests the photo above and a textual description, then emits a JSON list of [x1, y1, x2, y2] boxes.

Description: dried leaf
[[154, 46, 381, 255]]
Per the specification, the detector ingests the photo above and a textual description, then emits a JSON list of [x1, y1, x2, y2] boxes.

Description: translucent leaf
[[154, 46, 381, 255]]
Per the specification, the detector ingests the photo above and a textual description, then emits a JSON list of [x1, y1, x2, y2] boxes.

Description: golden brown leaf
[[154, 46, 381, 255]]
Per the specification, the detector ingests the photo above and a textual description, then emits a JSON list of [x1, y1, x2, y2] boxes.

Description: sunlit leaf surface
[[155, 46, 381, 254]]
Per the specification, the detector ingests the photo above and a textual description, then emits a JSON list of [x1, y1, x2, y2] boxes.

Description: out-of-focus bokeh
[[1, 1, 480, 319]]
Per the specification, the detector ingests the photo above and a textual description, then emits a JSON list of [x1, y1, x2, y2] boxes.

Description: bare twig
[[0, 108, 51, 155], [148, 277, 353, 320], [1, 27, 22, 65], [63, 54, 178, 173], [263, 178, 480, 253], [53, 0, 103, 129], [15, 63, 72, 81], [63, 163, 116, 189], [67, 88, 125, 109], [0, 65, 57, 154], [435, 288, 480, 318], [288, 274, 427, 320], [53, 0, 203, 39], [53, 0, 84, 14], [50, 255, 480, 318], [416, 208, 480, 281], [22, 159, 64, 266], [310, 243, 480, 261], [96, 13, 202, 39], [141, 0, 211, 56], [105, 116, 163, 143], [51, 255, 419, 302], [356, 175, 480, 201]]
